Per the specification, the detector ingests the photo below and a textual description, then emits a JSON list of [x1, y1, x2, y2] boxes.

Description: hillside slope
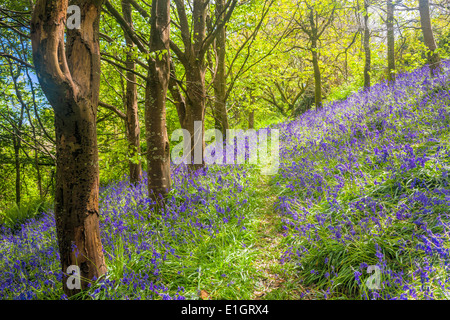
[[272, 62, 450, 299], [1, 62, 450, 300]]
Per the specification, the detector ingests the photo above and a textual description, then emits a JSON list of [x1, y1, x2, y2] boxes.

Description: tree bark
[[363, 0, 371, 90], [13, 136, 21, 206], [311, 42, 322, 109], [31, 0, 107, 296], [386, 0, 396, 83], [213, 0, 229, 134], [10, 71, 25, 206], [248, 111, 255, 129], [146, 0, 172, 201], [419, 0, 441, 75], [309, 9, 322, 109], [122, 0, 142, 184], [169, 62, 206, 170], [185, 64, 207, 169], [183, 0, 208, 170]]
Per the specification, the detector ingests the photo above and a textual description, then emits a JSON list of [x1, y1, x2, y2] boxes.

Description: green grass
[[73, 167, 284, 300], [70, 168, 310, 300]]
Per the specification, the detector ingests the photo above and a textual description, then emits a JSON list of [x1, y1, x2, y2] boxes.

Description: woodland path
[[250, 175, 304, 300]]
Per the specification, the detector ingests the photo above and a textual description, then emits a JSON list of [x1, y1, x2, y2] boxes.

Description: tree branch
[[0, 52, 34, 69], [98, 101, 127, 120], [104, 0, 149, 54]]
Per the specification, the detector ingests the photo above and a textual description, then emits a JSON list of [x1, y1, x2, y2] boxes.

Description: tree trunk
[[185, 64, 207, 170], [181, 0, 208, 170], [146, 0, 172, 202], [13, 136, 20, 206], [419, 0, 441, 75], [34, 148, 43, 199], [363, 0, 371, 90], [309, 9, 322, 109], [386, 0, 396, 82], [169, 62, 205, 170], [169, 62, 188, 130], [213, 0, 229, 134], [122, 0, 142, 184], [31, 0, 106, 296], [311, 40, 322, 109], [169, 62, 206, 170], [248, 110, 254, 129]]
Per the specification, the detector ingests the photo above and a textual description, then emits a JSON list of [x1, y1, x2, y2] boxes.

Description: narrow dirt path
[[250, 175, 304, 300]]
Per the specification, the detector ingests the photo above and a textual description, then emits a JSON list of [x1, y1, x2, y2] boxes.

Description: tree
[[212, 0, 230, 134], [31, 0, 107, 295], [122, 0, 143, 184], [209, 0, 276, 131], [145, 0, 172, 201], [260, 74, 311, 117], [104, 0, 172, 201], [386, 0, 396, 82], [363, 0, 371, 89], [294, 0, 337, 109], [170, 0, 238, 169], [418, 0, 441, 75]]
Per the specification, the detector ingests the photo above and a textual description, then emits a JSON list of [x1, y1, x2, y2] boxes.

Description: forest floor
[[250, 175, 304, 300], [4, 64, 450, 300]]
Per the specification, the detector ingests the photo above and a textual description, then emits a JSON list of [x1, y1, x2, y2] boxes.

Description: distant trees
[[0, 9, 56, 207], [382, 0, 443, 82], [31, 0, 107, 295], [99, 0, 144, 186], [293, 0, 337, 109], [260, 69, 311, 117], [212, 0, 230, 134], [5, 61, 25, 206], [170, 0, 237, 169], [208, 0, 275, 132], [363, 0, 371, 89]]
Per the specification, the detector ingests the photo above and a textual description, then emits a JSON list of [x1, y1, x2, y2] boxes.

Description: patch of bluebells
[[0, 157, 255, 299], [3, 62, 450, 300], [273, 62, 450, 299]]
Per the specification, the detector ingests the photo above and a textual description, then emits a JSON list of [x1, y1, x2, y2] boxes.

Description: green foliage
[[0, 199, 50, 231]]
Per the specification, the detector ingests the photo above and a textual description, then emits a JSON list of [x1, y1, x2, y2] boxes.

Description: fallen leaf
[[254, 291, 265, 297], [200, 290, 210, 300]]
